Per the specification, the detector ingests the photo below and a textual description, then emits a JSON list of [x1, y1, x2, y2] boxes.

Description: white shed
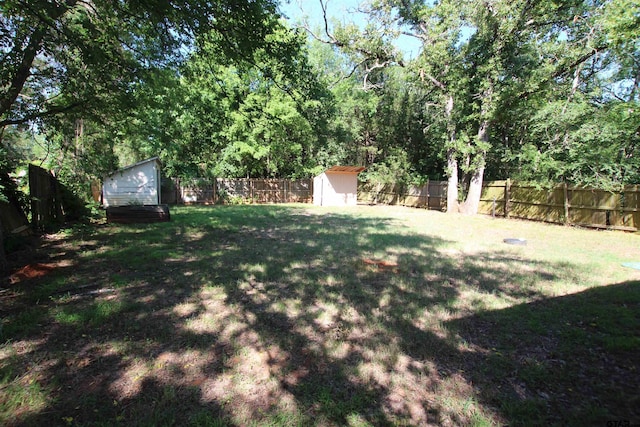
[[102, 157, 162, 207], [313, 166, 365, 207]]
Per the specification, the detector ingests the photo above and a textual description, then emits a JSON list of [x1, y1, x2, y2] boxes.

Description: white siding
[[103, 159, 160, 207], [313, 172, 359, 206]]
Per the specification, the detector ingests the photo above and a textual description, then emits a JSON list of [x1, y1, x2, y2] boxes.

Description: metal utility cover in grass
[[504, 238, 527, 245], [313, 166, 365, 207], [621, 262, 640, 270]]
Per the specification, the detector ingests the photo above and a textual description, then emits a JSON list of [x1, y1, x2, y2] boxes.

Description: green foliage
[[354, 0, 640, 193], [509, 98, 640, 188], [0, 134, 29, 217], [114, 21, 335, 179], [2, 0, 639, 203], [0, 0, 282, 126]]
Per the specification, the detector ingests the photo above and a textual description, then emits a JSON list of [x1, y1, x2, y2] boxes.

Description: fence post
[[53, 174, 64, 223], [426, 179, 430, 210], [504, 179, 511, 218], [563, 182, 570, 225]]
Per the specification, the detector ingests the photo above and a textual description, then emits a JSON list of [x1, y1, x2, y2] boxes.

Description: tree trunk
[[459, 160, 486, 215], [446, 148, 459, 213], [444, 94, 459, 213], [459, 119, 489, 215], [0, 1, 78, 119]]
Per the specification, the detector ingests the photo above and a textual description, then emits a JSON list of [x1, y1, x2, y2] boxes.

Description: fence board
[[162, 178, 312, 205], [162, 177, 640, 231], [359, 179, 640, 231], [479, 180, 507, 216], [358, 181, 447, 211], [29, 164, 64, 230]]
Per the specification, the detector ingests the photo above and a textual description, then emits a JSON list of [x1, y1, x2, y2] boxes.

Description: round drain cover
[[503, 238, 527, 245]]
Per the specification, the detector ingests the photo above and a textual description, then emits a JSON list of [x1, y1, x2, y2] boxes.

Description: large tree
[[0, 0, 293, 201], [116, 22, 333, 179], [307, 0, 637, 213], [0, 0, 281, 128]]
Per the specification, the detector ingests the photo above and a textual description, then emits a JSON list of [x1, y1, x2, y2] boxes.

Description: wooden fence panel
[[251, 179, 285, 203], [29, 164, 64, 229], [358, 183, 398, 205], [403, 184, 428, 208], [217, 178, 251, 201], [160, 178, 178, 205], [179, 178, 216, 204], [508, 183, 565, 223], [479, 180, 507, 216], [360, 179, 640, 231], [162, 177, 640, 231], [620, 185, 640, 230], [569, 188, 606, 227], [358, 181, 447, 210], [164, 178, 312, 205], [427, 181, 447, 211], [288, 180, 313, 203]]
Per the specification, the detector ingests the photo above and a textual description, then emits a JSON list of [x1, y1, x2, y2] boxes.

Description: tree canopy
[[1, 0, 638, 216], [301, 0, 639, 212]]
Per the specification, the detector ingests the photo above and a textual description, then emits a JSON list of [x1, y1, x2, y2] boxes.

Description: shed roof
[[105, 157, 160, 178], [325, 166, 366, 174]]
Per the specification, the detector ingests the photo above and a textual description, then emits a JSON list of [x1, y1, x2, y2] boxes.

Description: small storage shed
[[313, 166, 365, 207], [102, 157, 162, 207]]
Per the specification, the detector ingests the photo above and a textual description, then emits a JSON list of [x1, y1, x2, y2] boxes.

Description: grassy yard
[[1, 204, 639, 426]]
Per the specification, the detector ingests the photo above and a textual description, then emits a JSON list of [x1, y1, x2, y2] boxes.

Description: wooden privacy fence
[[161, 178, 313, 205], [27, 164, 88, 229], [29, 164, 64, 230], [479, 180, 640, 231], [358, 180, 448, 211], [358, 180, 640, 231]]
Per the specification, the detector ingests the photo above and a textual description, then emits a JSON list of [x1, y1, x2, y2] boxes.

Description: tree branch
[[552, 45, 607, 78], [0, 0, 78, 118], [0, 102, 83, 127]]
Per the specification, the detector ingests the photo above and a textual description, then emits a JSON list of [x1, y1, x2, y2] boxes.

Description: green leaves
[[514, 97, 640, 188]]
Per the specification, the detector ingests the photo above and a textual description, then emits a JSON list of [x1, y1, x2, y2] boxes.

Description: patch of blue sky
[[279, 0, 423, 60]]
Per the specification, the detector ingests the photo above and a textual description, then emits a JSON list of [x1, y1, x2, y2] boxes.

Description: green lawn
[[1, 204, 639, 426]]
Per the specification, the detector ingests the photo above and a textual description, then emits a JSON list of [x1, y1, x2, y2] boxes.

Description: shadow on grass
[[448, 280, 640, 425], [1, 205, 637, 426]]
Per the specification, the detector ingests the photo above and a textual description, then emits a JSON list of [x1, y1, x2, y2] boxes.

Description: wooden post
[[28, 164, 40, 230], [426, 179, 430, 210], [53, 173, 64, 224], [504, 178, 511, 218], [563, 182, 570, 225]]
